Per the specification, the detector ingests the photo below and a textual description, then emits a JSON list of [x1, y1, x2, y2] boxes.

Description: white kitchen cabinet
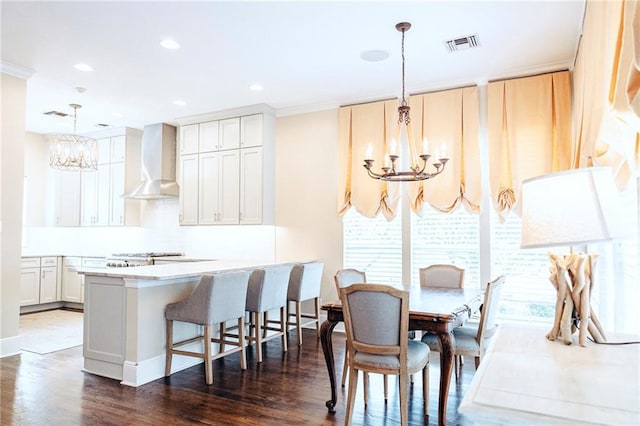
[[180, 124, 199, 155], [20, 256, 60, 306], [81, 164, 110, 226], [39, 266, 58, 303], [199, 121, 219, 152], [240, 114, 263, 148], [85, 131, 140, 227], [20, 267, 40, 306], [219, 117, 240, 151], [54, 170, 81, 226], [179, 154, 199, 225], [239, 147, 263, 224], [198, 150, 239, 225], [56, 128, 141, 228], [62, 257, 83, 303], [177, 109, 274, 226], [109, 162, 125, 226]]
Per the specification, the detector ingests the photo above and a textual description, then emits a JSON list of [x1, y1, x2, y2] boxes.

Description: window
[[411, 207, 480, 288], [343, 181, 639, 330], [489, 212, 563, 325], [342, 206, 402, 285]]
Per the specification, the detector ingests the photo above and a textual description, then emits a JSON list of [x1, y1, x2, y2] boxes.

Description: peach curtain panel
[[338, 99, 400, 219], [487, 71, 572, 219], [408, 86, 481, 214], [573, 0, 640, 185]]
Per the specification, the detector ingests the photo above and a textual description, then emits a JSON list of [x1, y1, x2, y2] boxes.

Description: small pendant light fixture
[[49, 104, 97, 171], [363, 22, 449, 182]]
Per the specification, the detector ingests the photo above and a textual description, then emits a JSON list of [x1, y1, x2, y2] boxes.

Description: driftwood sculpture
[[546, 252, 607, 346]]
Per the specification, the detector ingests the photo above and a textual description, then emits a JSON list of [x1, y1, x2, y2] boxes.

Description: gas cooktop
[[110, 252, 184, 258]]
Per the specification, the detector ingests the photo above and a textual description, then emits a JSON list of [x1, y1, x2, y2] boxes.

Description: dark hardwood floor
[[1, 329, 475, 425]]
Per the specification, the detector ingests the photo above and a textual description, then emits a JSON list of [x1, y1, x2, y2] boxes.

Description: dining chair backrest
[[476, 275, 505, 344], [334, 268, 367, 290], [339, 283, 409, 369], [419, 264, 465, 289]]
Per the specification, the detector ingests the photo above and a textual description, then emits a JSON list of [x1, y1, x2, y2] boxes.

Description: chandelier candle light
[[363, 22, 449, 182], [49, 104, 98, 171]]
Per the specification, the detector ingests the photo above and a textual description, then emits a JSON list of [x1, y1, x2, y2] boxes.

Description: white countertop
[[79, 259, 292, 280], [459, 324, 640, 425]]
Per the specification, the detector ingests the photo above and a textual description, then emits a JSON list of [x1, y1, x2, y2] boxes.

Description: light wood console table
[[459, 324, 640, 425]]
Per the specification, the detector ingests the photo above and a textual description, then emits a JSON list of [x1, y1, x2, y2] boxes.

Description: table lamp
[[520, 167, 625, 346]]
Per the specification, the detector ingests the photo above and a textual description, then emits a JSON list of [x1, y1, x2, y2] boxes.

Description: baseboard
[[121, 342, 204, 387], [0, 335, 21, 358]]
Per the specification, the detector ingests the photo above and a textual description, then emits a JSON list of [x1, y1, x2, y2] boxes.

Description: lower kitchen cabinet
[[62, 257, 83, 303], [20, 256, 60, 306], [61, 256, 106, 303]]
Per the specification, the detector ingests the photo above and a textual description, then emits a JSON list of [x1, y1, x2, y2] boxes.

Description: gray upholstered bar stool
[[286, 261, 324, 346], [244, 264, 292, 363], [164, 270, 251, 385]]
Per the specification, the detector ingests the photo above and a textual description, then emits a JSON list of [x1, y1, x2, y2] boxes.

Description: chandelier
[[363, 22, 449, 182], [49, 104, 97, 171]]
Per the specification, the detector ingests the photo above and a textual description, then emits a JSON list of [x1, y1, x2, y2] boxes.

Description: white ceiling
[[2, 1, 585, 135]]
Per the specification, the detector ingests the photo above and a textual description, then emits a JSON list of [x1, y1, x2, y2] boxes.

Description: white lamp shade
[[520, 167, 624, 249]]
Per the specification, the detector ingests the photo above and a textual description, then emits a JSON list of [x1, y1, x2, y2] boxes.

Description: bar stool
[[286, 261, 324, 346], [164, 270, 251, 385], [244, 265, 292, 363]]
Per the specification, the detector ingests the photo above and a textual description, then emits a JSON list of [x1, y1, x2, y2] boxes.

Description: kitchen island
[[80, 259, 284, 387]]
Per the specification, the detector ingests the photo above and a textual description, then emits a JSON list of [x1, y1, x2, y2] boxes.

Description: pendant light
[[49, 104, 97, 171]]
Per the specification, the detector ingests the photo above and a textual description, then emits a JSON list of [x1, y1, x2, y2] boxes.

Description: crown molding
[[1, 61, 35, 79]]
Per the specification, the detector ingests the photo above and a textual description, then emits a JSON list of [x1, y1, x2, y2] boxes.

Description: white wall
[[1, 72, 27, 357], [274, 109, 343, 304]]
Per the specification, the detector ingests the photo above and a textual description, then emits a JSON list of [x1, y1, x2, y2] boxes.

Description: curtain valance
[[338, 86, 480, 218], [487, 71, 572, 219]]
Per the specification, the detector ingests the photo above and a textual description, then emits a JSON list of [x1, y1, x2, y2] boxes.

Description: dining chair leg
[[399, 372, 409, 426], [363, 372, 369, 408], [237, 317, 247, 370], [383, 374, 388, 402], [422, 362, 429, 416], [280, 306, 288, 353], [204, 324, 213, 385], [341, 351, 349, 387], [164, 319, 173, 377], [345, 364, 359, 426]]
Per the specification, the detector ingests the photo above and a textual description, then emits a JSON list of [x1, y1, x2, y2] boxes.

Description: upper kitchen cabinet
[[55, 128, 142, 227], [176, 106, 275, 226], [240, 114, 263, 148]]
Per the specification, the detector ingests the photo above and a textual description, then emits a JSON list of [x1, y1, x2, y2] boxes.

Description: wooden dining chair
[[164, 270, 251, 385], [419, 264, 465, 288], [339, 283, 430, 426], [334, 268, 389, 405], [421, 275, 505, 378]]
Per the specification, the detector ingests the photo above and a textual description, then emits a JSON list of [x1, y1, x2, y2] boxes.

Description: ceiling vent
[[444, 34, 480, 52], [43, 110, 69, 118]]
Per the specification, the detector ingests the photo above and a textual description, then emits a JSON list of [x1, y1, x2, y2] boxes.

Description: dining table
[[320, 285, 482, 426]]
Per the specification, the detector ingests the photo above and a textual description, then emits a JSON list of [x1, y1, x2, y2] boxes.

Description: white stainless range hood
[[124, 123, 179, 200]]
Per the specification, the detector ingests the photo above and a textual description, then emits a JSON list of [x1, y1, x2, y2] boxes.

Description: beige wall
[[1, 72, 26, 356], [274, 109, 343, 304]]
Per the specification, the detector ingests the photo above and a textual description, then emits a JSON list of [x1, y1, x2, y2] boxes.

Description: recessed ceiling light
[[360, 50, 389, 62], [249, 84, 264, 92], [74, 63, 94, 72], [161, 39, 180, 50], [173, 100, 186, 106]]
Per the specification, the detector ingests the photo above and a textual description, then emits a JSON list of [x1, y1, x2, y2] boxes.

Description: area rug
[[19, 309, 83, 354]]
